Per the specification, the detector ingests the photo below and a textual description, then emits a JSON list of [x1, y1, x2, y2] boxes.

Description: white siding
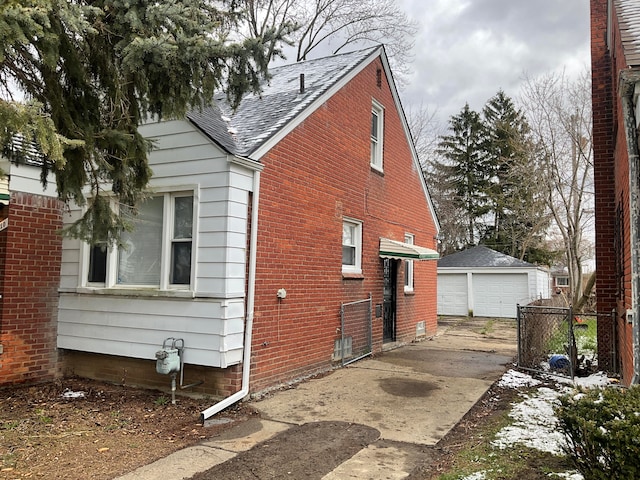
[[473, 273, 529, 318], [58, 119, 258, 367]]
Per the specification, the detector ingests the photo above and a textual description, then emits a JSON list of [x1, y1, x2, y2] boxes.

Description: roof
[[187, 46, 381, 158], [616, 0, 640, 67], [437, 246, 536, 269]]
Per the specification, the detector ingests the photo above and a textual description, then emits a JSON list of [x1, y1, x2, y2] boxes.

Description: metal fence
[[337, 295, 372, 366], [517, 305, 576, 378]]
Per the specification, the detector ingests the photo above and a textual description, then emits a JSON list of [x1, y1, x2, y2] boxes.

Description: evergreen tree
[[481, 90, 551, 261], [1, 0, 281, 245], [435, 103, 490, 246]]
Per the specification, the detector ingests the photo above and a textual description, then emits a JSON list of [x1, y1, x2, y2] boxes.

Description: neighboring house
[[550, 267, 570, 295], [47, 45, 440, 414], [0, 157, 62, 385], [591, 0, 640, 383], [437, 246, 550, 319]]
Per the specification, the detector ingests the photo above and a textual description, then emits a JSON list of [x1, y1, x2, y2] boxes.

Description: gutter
[[200, 167, 261, 422], [619, 72, 640, 384]]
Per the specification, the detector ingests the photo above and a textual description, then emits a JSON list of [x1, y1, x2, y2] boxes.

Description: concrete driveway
[[118, 317, 517, 479]]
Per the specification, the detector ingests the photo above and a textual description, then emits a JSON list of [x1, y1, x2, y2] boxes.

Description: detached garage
[[437, 246, 550, 318]]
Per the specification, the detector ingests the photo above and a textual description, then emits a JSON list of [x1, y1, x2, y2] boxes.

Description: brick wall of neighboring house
[[591, 0, 617, 375], [592, 0, 637, 382], [248, 58, 438, 391], [0, 192, 63, 385]]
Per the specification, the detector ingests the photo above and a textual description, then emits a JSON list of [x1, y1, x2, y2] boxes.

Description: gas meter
[[155, 338, 182, 375]]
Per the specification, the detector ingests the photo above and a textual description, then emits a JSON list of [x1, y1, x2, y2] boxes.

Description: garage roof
[[437, 246, 536, 268]]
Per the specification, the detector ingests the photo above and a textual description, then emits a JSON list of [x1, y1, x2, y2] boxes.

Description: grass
[[436, 392, 575, 480]]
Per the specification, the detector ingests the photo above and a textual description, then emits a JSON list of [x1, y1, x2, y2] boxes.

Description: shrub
[[556, 386, 640, 480]]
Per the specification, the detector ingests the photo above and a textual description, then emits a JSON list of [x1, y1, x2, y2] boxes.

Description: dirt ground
[[0, 378, 255, 479], [0, 375, 528, 480]]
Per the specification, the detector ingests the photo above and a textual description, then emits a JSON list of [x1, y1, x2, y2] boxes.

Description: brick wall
[[248, 58, 438, 391], [0, 192, 63, 385], [592, 0, 639, 382], [61, 351, 240, 398]]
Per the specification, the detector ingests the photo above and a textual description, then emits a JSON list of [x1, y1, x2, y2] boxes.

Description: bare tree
[[243, 0, 417, 80], [520, 69, 594, 305]]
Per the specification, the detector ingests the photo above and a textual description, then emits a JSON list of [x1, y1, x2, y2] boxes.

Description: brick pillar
[[0, 192, 63, 385], [591, 0, 616, 372]]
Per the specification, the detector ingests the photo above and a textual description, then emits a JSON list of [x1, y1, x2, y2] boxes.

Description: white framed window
[[342, 218, 362, 274], [556, 276, 569, 287], [404, 233, 414, 292], [86, 191, 195, 290], [370, 100, 384, 171]]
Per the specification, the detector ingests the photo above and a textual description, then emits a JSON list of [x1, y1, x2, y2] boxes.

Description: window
[[370, 101, 384, 171], [342, 219, 362, 274], [404, 234, 414, 292], [556, 276, 569, 287], [87, 192, 194, 289]]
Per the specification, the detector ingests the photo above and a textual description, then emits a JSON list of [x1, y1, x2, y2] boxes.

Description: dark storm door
[[383, 258, 397, 342]]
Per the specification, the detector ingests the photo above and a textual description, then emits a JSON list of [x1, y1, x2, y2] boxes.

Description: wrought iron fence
[[337, 295, 372, 366]]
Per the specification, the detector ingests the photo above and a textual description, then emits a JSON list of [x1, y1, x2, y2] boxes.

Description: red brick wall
[[592, 0, 638, 382], [248, 58, 438, 391], [0, 192, 63, 385]]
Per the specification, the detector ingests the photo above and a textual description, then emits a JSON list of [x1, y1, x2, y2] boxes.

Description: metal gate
[[517, 305, 576, 378], [337, 295, 373, 366]]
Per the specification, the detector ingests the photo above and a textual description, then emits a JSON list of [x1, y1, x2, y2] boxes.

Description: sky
[[397, 0, 591, 125]]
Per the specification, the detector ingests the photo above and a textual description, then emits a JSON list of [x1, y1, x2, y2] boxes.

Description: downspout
[[620, 73, 640, 384], [200, 168, 261, 422]]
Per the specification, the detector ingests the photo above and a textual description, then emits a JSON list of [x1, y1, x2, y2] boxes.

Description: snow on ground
[[497, 369, 542, 388]]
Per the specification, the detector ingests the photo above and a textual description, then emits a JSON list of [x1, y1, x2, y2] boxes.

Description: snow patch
[[460, 472, 487, 480], [548, 471, 584, 480], [497, 369, 541, 389], [492, 387, 566, 454]]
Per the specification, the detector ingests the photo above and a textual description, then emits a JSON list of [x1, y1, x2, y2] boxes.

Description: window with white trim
[[370, 101, 384, 171], [342, 218, 362, 274], [556, 276, 569, 287], [87, 192, 194, 289], [404, 233, 414, 292]]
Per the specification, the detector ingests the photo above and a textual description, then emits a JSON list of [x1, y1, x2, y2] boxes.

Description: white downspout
[[200, 169, 261, 422]]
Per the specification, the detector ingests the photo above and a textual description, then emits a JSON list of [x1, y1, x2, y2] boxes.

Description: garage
[[472, 273, 529, 318], [437, 274, 468, 316], [437, 246, 550, 319]]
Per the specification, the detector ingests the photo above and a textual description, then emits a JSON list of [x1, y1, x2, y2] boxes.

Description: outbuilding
[[437, 246, 550, 318]]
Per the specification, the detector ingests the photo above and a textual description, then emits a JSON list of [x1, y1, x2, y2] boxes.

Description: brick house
[[1, 46, 439, 416], [591, 0, 640, 384], [0, 157, 63, 385]]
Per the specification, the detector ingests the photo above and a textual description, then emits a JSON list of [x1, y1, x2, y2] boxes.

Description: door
[[473, 273, 529, 318], [437, 273, 468, 316], [383, 258, 397, 342]]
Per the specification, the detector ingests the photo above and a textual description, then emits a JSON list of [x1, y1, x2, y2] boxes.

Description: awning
[[379, 237, 439, 260]]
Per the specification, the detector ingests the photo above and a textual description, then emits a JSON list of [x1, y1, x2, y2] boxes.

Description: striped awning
[[379, 237, 439, 260]]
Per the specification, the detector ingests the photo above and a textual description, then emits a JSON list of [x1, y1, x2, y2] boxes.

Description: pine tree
[[1, 0, 280, 245], [481, 91, 552, 261], [436, 103, 490, 247]]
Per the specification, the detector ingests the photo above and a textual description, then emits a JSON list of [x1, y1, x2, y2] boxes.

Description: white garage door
[[437, 274, 468, 316], [472, 273, 529, 318]]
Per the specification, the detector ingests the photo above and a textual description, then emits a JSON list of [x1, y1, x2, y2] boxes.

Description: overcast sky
[[397, 0, 591, 124]]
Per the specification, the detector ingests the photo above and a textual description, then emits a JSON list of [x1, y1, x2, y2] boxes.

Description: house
[[0, 156, 62, 385], [591, 0, 640, 384], [0, 46, 441, 414], [437, 246, 550, 319]]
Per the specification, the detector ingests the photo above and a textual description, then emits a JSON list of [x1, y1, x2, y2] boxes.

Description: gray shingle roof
[[616, 0, 640, 67], [187, 46, 381, 158], [437, 246, 536, 268]]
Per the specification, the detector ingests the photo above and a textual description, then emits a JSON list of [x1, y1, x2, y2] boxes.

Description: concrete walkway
[[116, 317, 517, 479]]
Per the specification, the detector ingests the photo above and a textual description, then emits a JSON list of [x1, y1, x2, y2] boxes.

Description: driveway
[[118, 317, 517, 479]]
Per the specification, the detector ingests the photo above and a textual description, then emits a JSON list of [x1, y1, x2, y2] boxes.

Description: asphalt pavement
[[116, 316, 517, 479]]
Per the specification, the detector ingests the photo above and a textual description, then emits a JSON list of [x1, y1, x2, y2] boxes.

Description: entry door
[[383, 258, 397, 342]]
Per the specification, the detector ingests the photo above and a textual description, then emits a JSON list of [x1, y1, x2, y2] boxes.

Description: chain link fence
[[517, 302, 610, 378], [336, 295, 372, 366]]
